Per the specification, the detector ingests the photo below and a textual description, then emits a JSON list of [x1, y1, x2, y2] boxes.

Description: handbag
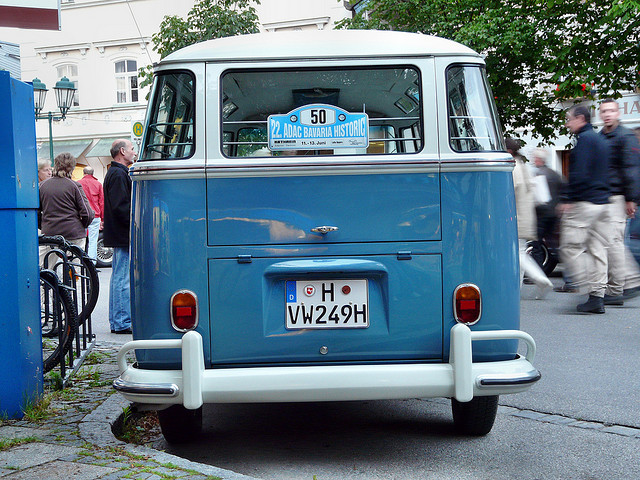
[[532, 174, 551, 206]]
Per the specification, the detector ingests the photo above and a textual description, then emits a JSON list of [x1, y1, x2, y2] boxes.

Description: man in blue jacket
[[103, 139, 137, 333], [558, 105, 611, 313]]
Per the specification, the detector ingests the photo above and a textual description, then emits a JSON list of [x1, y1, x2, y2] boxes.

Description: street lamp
[[32, 76, 77, 163]]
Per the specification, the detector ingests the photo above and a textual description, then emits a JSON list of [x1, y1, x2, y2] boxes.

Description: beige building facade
[[0, 0, 351, 180]]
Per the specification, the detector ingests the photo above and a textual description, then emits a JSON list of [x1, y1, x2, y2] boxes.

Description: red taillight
[[171, 290, 198, 331], [453, 284, 481, 325]]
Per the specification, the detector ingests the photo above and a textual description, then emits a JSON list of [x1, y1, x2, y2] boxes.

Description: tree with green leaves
[[339, 0, 640, 143], [140, 0, 260, 88]]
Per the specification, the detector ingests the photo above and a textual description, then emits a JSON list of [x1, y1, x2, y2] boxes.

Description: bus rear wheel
[[158, 405, 202, 443], [451, 395, 499, 436]]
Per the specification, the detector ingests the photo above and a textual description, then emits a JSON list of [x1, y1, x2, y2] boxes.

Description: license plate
[[285, 280, 369, 329]]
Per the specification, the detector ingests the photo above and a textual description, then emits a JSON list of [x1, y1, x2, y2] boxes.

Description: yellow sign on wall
[[132, 121, 144, 138]]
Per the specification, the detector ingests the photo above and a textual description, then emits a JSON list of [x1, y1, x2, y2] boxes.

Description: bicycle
[[40, 269, 77, 373], [39, 235, 99, 325]]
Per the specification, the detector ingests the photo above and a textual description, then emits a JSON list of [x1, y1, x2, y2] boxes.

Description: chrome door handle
[[311, 226, 339, 234]]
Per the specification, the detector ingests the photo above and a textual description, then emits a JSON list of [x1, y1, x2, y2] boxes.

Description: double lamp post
[[31, 76, 76, 163]]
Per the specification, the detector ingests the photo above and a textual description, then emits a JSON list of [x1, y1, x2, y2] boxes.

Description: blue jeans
[[109, 247, 131, 331], [628, 217, 640, 268], [86, 218, 100, 263]]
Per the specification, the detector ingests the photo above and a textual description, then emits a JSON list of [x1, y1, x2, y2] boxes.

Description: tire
[[39, 236, 99, 325], [451, 395, 499, 436], [158, 405, 203, 443], [96, 231, 113, 268], [540, 242, 558, 276], [65, 243, 100, 324], [526, 240, 557, 276], [40, 270, 77, 373]]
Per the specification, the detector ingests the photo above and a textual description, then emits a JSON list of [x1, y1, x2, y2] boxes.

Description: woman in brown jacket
[[39, 152, 94, 262]]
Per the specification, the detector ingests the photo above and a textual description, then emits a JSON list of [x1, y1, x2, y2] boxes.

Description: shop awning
[[85, 137, 122, 157], [37, 139, 93, 161]]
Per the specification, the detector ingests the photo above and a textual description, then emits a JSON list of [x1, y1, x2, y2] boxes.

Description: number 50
[[311, 109, 327, 124]]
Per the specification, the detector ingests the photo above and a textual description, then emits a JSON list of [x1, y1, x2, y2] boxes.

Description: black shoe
[[111, 328, 132, 334], [576, 295, 605, 314], [554, 283, 578, 293], [603, 294, 624, 306], [523, 278, 534, 285], [622, 286, 640, 301]]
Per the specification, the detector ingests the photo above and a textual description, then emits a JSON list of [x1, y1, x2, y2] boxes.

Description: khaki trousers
[[559, 201, 610, 297], [607, 195, 640, 295]]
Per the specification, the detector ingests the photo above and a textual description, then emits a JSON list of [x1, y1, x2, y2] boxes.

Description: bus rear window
[[141, 72, 195, 161], [221, 67, 423, 158]]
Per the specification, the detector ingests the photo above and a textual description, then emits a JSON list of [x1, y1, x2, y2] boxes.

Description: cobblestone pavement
[[0, 342, 261, 480]]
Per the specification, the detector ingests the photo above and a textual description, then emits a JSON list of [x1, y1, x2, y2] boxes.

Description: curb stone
[[1, 342, 264, 480], [78, 344, 265, 480], [80, 394, 264, 480]]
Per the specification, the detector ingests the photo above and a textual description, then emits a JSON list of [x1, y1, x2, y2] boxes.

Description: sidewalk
[[0, 341, 262, 480]]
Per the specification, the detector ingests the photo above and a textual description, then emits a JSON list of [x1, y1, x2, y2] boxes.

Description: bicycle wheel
[[40, 269, 77, 373], [65, 243, 99, 324], [39, 235, 99, 324]]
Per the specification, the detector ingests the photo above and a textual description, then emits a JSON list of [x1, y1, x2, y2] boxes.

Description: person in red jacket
[[78, 166, 104, 264]]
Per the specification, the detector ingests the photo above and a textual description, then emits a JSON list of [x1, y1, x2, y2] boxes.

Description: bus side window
[[447, 65, 503, 153], [142, 72, 196, 161]]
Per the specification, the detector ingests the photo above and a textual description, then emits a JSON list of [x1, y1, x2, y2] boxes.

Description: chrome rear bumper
[[114, 324, 540, 409]]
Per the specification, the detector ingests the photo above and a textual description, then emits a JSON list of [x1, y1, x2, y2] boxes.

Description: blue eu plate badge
[[286, 281, 297, 303]]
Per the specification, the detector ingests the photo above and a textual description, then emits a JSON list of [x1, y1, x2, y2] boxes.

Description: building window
[[115, 59, 138, 104], [56, 64, 79, 106]]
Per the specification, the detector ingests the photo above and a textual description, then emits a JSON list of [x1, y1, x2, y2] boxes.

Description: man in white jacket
[[506, 138, 553, 299]]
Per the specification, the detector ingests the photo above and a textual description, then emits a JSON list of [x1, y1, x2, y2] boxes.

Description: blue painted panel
[[0, 72, 42, 419], [131, 177, 211, 368], [206, 173, 440, 246], [440, 171, 520, 361], [0, 210, 42, 417], [0, 72, 38, 209], [131, 169, 519, 368], [208, 254, 443, 364]]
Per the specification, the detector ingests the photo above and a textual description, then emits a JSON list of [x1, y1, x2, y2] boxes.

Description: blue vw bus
[[114, 30, 540, 442]]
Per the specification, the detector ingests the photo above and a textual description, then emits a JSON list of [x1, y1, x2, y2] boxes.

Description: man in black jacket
[[558, 105, 611, 313], [599, 99, 640, 305], [103, 139, 137, 334]]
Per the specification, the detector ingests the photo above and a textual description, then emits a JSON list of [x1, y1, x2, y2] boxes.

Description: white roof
[[162, 30, 480, 64]]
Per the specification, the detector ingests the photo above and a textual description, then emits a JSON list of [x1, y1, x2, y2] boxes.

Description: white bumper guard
[[113, 324, 541, 409]]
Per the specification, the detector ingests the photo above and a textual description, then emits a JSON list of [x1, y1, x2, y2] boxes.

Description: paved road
[[149, 278, 640, 480]]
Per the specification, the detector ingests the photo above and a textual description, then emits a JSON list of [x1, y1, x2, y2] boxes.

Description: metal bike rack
[[41, 238, 97, 387]]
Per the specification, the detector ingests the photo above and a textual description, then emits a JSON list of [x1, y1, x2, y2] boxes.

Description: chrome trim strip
[[113, 378, 179, 397], [131, 170, 206, 181], [206, 164, 439, 178], [440, 161, 513, 173], [129, 160, 514, 180], [476, 370, 542, 388]]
